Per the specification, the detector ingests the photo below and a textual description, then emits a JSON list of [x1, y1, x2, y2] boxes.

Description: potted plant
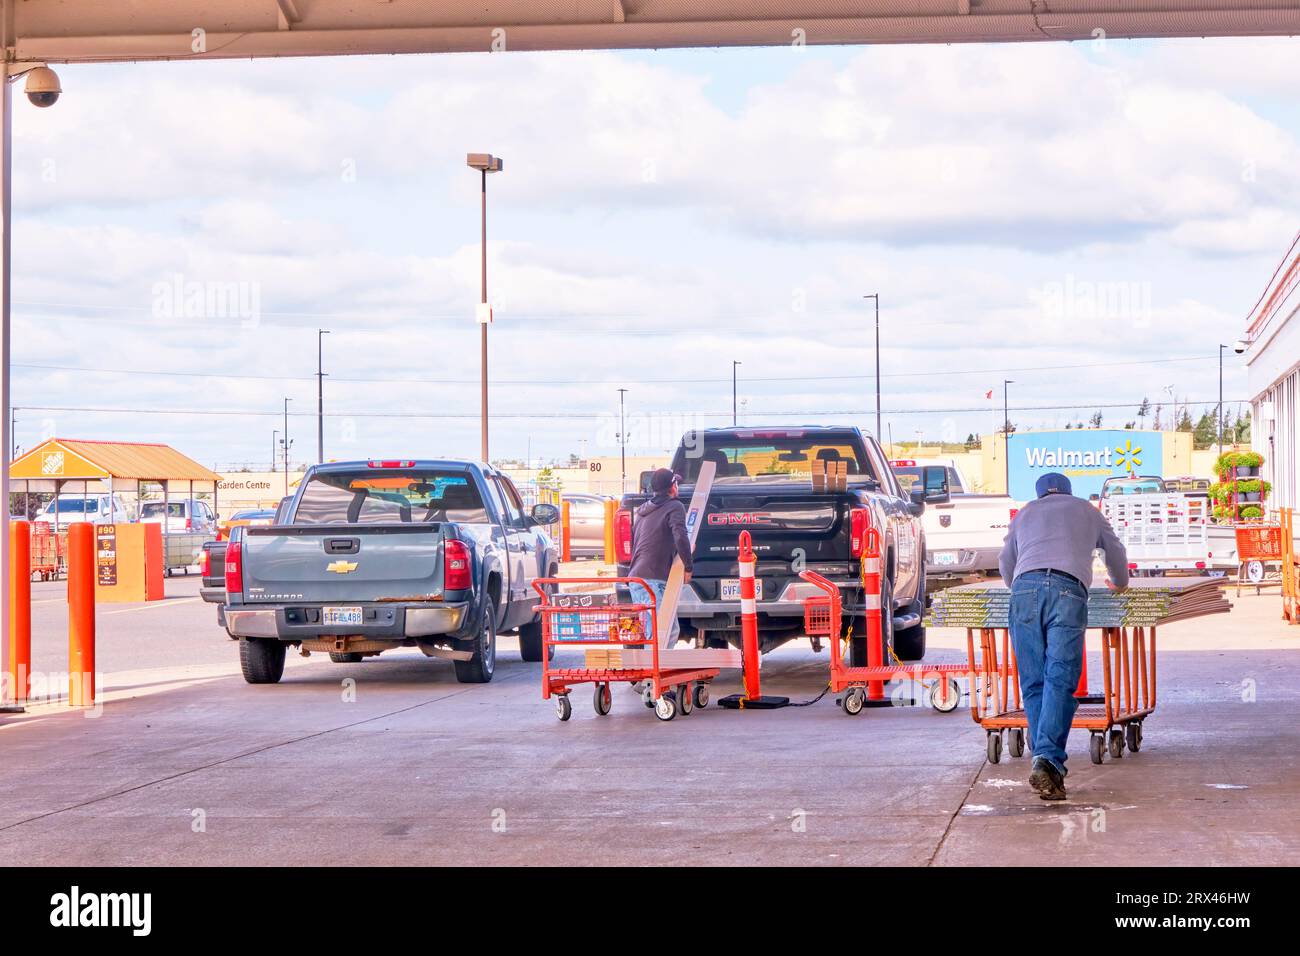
[[1237, 478, 1262, 502], [1239, 504, 1263, 520], [1235, 451, 1263, 477], [1214, 451, 1241, 476]]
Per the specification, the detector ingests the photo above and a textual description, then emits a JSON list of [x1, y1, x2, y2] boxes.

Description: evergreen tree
[[1177, 408, 1194, 432], [1137, 397, 1151, 426], [1089, 410, 1104, 428], [1192, 411, 1217, 449]]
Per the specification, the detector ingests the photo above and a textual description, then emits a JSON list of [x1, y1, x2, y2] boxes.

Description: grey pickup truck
[[221, 459, 560, 685]]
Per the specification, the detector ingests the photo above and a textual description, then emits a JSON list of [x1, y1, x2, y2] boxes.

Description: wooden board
[[657, 460, 715, 648]]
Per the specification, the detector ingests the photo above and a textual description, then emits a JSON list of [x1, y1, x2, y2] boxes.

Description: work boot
[[1029, 757, 1067, 801]]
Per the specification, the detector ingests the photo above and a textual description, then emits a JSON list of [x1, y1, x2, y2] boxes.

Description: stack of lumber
[[927, 577, 1231, 629]]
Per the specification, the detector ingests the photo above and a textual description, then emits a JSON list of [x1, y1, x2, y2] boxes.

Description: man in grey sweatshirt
[[998, 472, 1129, 800], [628, 468, 694, 643]]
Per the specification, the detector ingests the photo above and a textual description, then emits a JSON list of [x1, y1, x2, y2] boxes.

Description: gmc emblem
[[708, 512, 773, 526]]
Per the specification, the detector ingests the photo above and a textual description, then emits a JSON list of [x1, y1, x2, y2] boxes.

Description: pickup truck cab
[[618, 427, 947, 663], [892, 457, 1017, 586], [221, 459, 559, 685]]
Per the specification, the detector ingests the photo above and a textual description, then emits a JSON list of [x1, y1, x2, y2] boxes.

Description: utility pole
[[618, 388, 628, 496], [466, 153, 503, 463], [1003, 380, 1014, 494], [271, 430, 278, 472], [732, 361, 741, 426], [282, 398, 292, 497], [317, 329, 330, 464], [1218, 343, 1226, 457], [864, 294, 881, 439]]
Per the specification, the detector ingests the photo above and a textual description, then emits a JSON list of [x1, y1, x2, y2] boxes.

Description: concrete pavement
[[1, 577, 1297, 865]]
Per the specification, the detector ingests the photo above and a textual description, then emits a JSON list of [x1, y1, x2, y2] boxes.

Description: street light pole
[[1218, 343, 1226, 456], [864, 294, 880, 439], [618, 388, 628, 495], [467, 153, 503, 464], [271, 430, 278, 473], [1003, 379, 1014, 493], [317, 329, 330, 464], [282, 398, 291, 497], [732, 361, 741, 426]]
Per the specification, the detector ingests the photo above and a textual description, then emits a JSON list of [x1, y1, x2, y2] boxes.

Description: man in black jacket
[[628, 468, 693, 643]]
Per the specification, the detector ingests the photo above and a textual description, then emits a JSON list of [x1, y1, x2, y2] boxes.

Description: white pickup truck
[[891, 458, 1018, 587]]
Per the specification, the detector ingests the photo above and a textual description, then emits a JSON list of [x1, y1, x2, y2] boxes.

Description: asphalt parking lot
[[2, 572, 1297, 866]]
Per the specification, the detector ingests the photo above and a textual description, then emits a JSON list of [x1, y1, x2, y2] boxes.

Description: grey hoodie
[[629, 495, 693, 581]]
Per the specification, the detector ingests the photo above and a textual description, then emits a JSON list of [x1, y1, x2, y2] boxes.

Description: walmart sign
[[1006, 430, 1162, 500]]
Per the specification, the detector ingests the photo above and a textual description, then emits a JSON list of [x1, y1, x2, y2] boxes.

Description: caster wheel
[[1108, 728, 1124, 758], [1125, 722, 1142, 753], [693, 683, 709, 709], [1007, 727, 1025, 758], [841, 687, 865, 716], [930, 678, 961, 713], [555, 695, 572, 722], [654, 691, 677, 722], [593, 682, 612, 716], [678, 684, 693, 716], [1090, 734, 1105, 765], [642, 686, 655, 709], [987, 731, 1002, 764]]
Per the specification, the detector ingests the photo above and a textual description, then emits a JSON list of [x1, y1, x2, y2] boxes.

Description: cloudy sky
[[9, 36, 1296, 469]]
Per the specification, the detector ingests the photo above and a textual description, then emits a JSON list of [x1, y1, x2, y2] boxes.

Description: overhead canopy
[[10, 438, 221, 494], [7, 0, 1300, 64]]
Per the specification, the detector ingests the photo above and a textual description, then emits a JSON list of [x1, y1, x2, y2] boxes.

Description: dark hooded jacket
[[628, 494, 693, 581]]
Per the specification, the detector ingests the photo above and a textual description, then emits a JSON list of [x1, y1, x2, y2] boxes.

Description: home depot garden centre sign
[[1006, 430, 1163, 500]]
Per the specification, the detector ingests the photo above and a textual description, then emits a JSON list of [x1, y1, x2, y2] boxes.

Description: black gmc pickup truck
[[617, 426, 949, 663]]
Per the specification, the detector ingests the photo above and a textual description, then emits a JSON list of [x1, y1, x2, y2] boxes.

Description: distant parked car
[[37, 494, 132, 531], [216, 508, 276, 540], [561, 493, 611, 558], [140, 499, 216, 534]]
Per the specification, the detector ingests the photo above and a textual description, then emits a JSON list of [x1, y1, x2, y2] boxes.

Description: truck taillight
[[849, 507, 870, 558], [445, 540, 472, 590], [615, 508, 633, 563], [185, 517, 193, 531], [199, 548, 210, 577], [224, 540, 243, 594]]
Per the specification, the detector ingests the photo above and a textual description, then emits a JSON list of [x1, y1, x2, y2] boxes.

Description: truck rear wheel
[[893, 564, 927, 662], [454, 602, 497, 683], [240, 638, 286, 684], [518, 574, 556, 663]]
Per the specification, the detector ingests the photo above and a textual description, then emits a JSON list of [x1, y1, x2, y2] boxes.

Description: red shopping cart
[[533, 577, 720, 722]]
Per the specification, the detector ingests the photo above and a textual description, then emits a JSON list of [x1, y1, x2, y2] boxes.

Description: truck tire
[[329, 652, 363, 664], [454, 601, 497, 683], [518, 573, 556, 663], [240, 638, 286, 684], [893, 564, 927, 662]]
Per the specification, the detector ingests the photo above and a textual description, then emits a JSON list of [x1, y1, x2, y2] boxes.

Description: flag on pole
[[984, 389, 993, 399]]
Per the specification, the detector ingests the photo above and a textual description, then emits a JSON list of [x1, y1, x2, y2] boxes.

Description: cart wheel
[[642, 686, 655, 709], [654, 692, 677, 722], [693, 683, 709, 709], [841, 687, 865, 716], [1089, 733, 1105, 765], [593, 682, 612, 716], [1125, 722, 1142, 753], [930, 678, 961, 713], [1108, 728, 1125, 758], [1246, 560, 1266, 584], [678, 684, 693, 716], [987, 731, 1002, 764], [555, 695, 572, 722], [1007, 727, 1025, 758]]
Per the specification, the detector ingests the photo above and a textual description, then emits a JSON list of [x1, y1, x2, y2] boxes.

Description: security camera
[[24, 66, 61, 108], [1234, 339, 1249, 354]]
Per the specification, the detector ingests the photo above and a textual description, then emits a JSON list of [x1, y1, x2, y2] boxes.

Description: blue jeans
[[628, 579, 680, 644], [1010, 570, 1088, 775]]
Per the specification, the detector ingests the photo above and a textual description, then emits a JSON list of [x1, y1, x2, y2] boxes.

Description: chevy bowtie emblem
[[326, 560, 359, 574]]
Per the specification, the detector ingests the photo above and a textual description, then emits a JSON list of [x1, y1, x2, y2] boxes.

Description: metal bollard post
[[67, 523, 96, 707], [561, 500, 572, 563], [603, 498, 617, 565], [6, 520, 31, 705]]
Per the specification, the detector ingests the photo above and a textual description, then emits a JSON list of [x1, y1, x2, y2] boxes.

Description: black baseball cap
[[650, 468, 680, 494]]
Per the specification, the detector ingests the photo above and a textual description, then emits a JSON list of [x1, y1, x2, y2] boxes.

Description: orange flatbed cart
[[800, 569, 966, 716], [534, 577, 720, 722], [967, 625, 1157, 765]]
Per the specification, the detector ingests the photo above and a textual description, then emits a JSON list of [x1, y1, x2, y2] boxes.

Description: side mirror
[[638, 470, 654, 494], [907, 491, 925, 517], [921, 465, 950, 505], [531, 503, 560, 526]]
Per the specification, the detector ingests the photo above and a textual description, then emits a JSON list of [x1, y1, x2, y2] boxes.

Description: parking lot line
[[103, 597, 202, 615]]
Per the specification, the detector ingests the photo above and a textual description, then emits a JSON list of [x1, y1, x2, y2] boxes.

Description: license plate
[[933, 551, 959, 566], [720, 579, 763, 601], [322, 606, 363, 626]]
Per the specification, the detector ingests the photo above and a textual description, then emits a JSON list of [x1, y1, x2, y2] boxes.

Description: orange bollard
[[719, 530, 788, 710], [7, 520, 31, 704], [603, 498, 617, 564], [67, 522, 96, 707], [561, 500, 572, 563], [862, 525, 888, 703]]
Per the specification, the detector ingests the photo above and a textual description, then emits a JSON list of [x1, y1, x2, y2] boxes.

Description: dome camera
[[24, 66, 61, 108], [1233, 339, 1249, 354]]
